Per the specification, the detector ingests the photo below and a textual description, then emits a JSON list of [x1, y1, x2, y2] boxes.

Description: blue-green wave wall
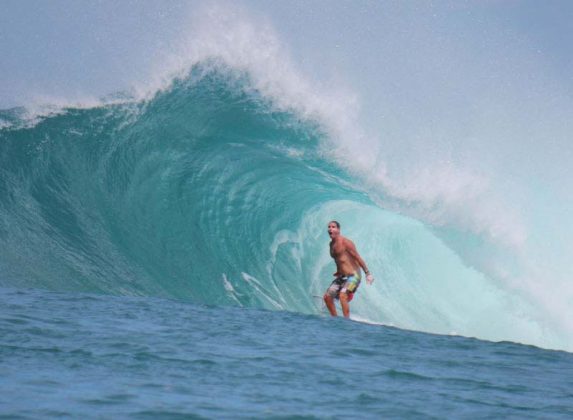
[[0, 66, 569, 350]]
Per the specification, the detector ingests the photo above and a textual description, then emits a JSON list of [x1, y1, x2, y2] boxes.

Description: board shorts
[[326, 273, 361, 302]]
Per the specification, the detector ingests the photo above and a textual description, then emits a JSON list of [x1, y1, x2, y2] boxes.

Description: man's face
[[328, 222, 340, 238]]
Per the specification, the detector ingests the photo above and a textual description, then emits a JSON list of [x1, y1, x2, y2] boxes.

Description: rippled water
[[1, 287, 572, 418]]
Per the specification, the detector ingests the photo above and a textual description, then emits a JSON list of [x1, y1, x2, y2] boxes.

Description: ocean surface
[[1, 37, 572, 417], [2, 286, 572, 418]]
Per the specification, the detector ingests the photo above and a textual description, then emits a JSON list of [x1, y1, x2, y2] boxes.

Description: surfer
[[324, 220, 374, 318]]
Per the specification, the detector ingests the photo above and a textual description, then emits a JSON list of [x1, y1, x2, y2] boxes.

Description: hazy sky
[[1, 0, 572, 108]]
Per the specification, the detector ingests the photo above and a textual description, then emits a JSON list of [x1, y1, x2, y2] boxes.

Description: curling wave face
[[0, 65, 570, 351]]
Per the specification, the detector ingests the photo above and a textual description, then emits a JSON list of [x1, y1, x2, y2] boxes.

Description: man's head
[[328, 220, 341, 239]]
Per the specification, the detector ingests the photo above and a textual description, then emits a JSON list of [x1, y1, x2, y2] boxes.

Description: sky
[[0, 0, 572, 109]]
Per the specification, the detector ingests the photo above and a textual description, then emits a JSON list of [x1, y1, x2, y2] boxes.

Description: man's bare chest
[[330, 242, 346, 258]]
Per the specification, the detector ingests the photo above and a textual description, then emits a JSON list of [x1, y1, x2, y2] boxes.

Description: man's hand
[[366, 273, 374, 285]]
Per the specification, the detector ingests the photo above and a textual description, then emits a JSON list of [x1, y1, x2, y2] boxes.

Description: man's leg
[[323, 293, 337, 316], [339, 292, 350, 318]]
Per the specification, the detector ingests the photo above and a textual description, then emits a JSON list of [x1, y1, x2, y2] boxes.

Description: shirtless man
[[324, 221, 374, 318]]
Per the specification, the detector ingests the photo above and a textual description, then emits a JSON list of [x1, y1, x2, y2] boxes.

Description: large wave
[[1, 3, 572, 352], [0, 63, 569, 352]]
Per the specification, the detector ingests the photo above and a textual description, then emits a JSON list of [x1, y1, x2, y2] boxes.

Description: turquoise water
[[2, 287, 572, 418], [1, 64, 572, 416], [0, 66, 569, 349]]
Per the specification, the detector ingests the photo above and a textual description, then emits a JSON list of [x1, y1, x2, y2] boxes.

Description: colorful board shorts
[[326, 273, 361, 302]]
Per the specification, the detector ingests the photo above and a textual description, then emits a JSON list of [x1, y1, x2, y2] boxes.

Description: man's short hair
[[329, 220, 340, 229]]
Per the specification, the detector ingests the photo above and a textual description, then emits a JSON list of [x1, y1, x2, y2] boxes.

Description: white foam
[[4, 93, 138, 130], [241, 272, 285, 310], [222, 273, 242, 306]]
